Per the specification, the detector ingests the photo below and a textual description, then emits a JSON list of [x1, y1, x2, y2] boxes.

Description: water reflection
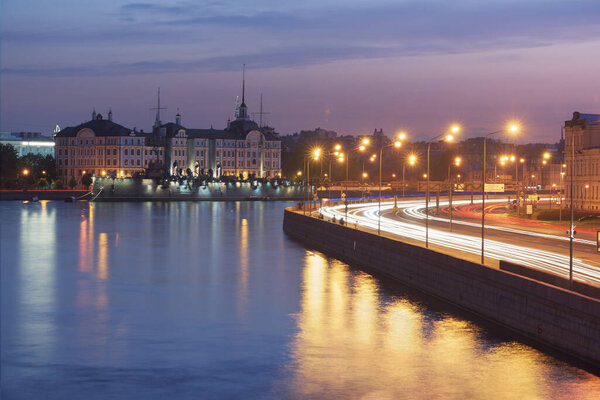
[[16, 202, 57, 362], [290, 251, 600, 399], [2, 202, 599, 399]]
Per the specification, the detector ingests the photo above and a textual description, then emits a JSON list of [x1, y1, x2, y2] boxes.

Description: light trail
[[319, 199, 600, 286], [402, 199, 595, 246]]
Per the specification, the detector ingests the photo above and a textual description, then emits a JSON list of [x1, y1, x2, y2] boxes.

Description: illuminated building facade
[[0, 131, 55, 157], [156, 104, 281, 179], [55, 101, 281, 182], [54, 110, 163, 182], [564, 111, 600, 210]]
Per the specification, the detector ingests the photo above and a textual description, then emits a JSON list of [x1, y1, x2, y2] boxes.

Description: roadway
[[318, 195, 600, 286]]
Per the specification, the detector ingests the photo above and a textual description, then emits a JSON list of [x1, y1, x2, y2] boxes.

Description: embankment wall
[[283, 209, 600, 367]]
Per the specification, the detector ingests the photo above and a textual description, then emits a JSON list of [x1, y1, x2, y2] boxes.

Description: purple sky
[[1, 0, 599, 142]]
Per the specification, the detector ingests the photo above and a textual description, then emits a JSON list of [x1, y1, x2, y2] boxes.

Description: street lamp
[[370, 132, 407, 234], [448, 156, 461, 231], [403, 154, 417, 197], [304, 148, 321, 215], [425, 125, 459, 248], [481, 123, 519, 264], [327, 144, 344, 198]]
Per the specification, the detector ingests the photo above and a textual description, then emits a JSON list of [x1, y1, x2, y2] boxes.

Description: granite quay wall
[[283, 209, 600, 367], [0, 190, 89, 201], [92, 178, 307, 201], [500, 260, 600, 299]]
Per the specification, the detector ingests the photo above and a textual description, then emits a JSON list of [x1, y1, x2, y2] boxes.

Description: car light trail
[[319, 199, 600, 286], [402, 199, 595, 246]]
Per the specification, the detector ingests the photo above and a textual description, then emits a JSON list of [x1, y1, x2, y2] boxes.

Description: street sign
[[484, 183, 504, 192], [528, 194, 539, 201], [597, 231, 600, 253], [341, 192, 346, 199], [526, 204, 533, 215]]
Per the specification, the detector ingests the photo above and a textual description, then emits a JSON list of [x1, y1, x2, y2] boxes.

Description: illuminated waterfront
[[1, 201, 599, 399]]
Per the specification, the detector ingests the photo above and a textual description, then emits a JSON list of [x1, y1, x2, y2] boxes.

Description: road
[[318, 195, 600, 286]]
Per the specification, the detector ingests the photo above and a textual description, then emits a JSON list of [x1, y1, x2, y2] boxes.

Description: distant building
[[564, 111, 600, 210], [54, 111, 158, 182], [0, 131, 55, 157], [154, 98, 281, 179], [54, 89, 281, 182]]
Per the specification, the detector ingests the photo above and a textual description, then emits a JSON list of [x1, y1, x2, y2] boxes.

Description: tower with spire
[[152, 88, 167, 128], [237, 64, 250, 121]]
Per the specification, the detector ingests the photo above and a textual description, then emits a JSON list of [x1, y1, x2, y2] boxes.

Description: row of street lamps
[[301, 122, 577, 288]]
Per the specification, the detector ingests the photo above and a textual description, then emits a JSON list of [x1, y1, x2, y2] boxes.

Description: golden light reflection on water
[[237, 217, 249, 315], [290, 251, 600, 399], [17, 203, 56, 357], [97, 233, 108, 280], [78, 217, 90, 273]]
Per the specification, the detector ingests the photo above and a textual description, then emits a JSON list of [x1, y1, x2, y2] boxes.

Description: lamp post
[[376, 132, 406, 235], [426, 125, 459, 248], [481, 124, 519, 264], [448, 156, 461, 232], [403, 154, 417, 197], [569, 133, 575, 289], [304, 148, 321, 216], [328, 144, 342, 199], [559, 164, 566, 223], [340, 138, 370, 223]]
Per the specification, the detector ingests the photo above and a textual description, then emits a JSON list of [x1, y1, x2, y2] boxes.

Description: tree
[[0, 144, 19, 187], [81, 173, 93, 188], [68, 176, 77, 189], [38, 177, 48, 189], [54, 179, 64, 189]]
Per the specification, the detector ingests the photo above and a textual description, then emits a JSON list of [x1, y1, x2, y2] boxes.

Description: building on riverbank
[[54, 95, 282, 183], [0, 131, 54, 157], [564, 111, 600, 210]]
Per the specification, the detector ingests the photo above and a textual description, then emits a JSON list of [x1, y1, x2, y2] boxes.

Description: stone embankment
[[283, 208, 600, 368]]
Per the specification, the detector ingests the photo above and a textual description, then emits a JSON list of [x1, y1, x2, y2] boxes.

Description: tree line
[[0, 144, 63, 189]]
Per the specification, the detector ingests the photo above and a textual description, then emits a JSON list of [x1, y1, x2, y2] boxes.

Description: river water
[[1, 201, 599, 399]]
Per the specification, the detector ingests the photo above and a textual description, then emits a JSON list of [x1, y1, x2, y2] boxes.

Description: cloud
[[2, 0, 600, 76]]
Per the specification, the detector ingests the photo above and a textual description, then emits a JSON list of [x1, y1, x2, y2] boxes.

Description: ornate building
[[564, 111, 600, 210], [54, 110, 161, 182], [54, 90, 282, 182], [155, 90, 281, 179]]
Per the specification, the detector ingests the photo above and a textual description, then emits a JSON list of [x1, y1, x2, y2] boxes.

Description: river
[[1, 201, 598, 399]]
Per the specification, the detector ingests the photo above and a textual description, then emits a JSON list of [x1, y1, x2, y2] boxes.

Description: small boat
[[64, 196, 76, 203]]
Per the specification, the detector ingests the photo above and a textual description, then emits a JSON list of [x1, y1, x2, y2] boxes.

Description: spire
[[92, 108, 96, 120], [151, 87, 167, 128], [242, 63, 246, 105], [175, 107, 181, 125], [237, 64, 249, 120], [108, 108, 113, 121]]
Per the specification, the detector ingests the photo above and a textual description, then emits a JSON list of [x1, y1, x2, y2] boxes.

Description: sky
[[1, 0, 600, 142]]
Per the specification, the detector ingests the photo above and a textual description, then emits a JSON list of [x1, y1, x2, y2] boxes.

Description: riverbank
[[0, 189, 88, 201], [91, 177, 307, 201], [283, 208, 600, 368]]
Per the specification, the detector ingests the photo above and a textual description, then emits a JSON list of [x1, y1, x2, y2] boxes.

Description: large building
[[54, 110, 160, 181], [54, 93, 282, 183], [0, 131, 55, 157], [564, 111, 600, 210]]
